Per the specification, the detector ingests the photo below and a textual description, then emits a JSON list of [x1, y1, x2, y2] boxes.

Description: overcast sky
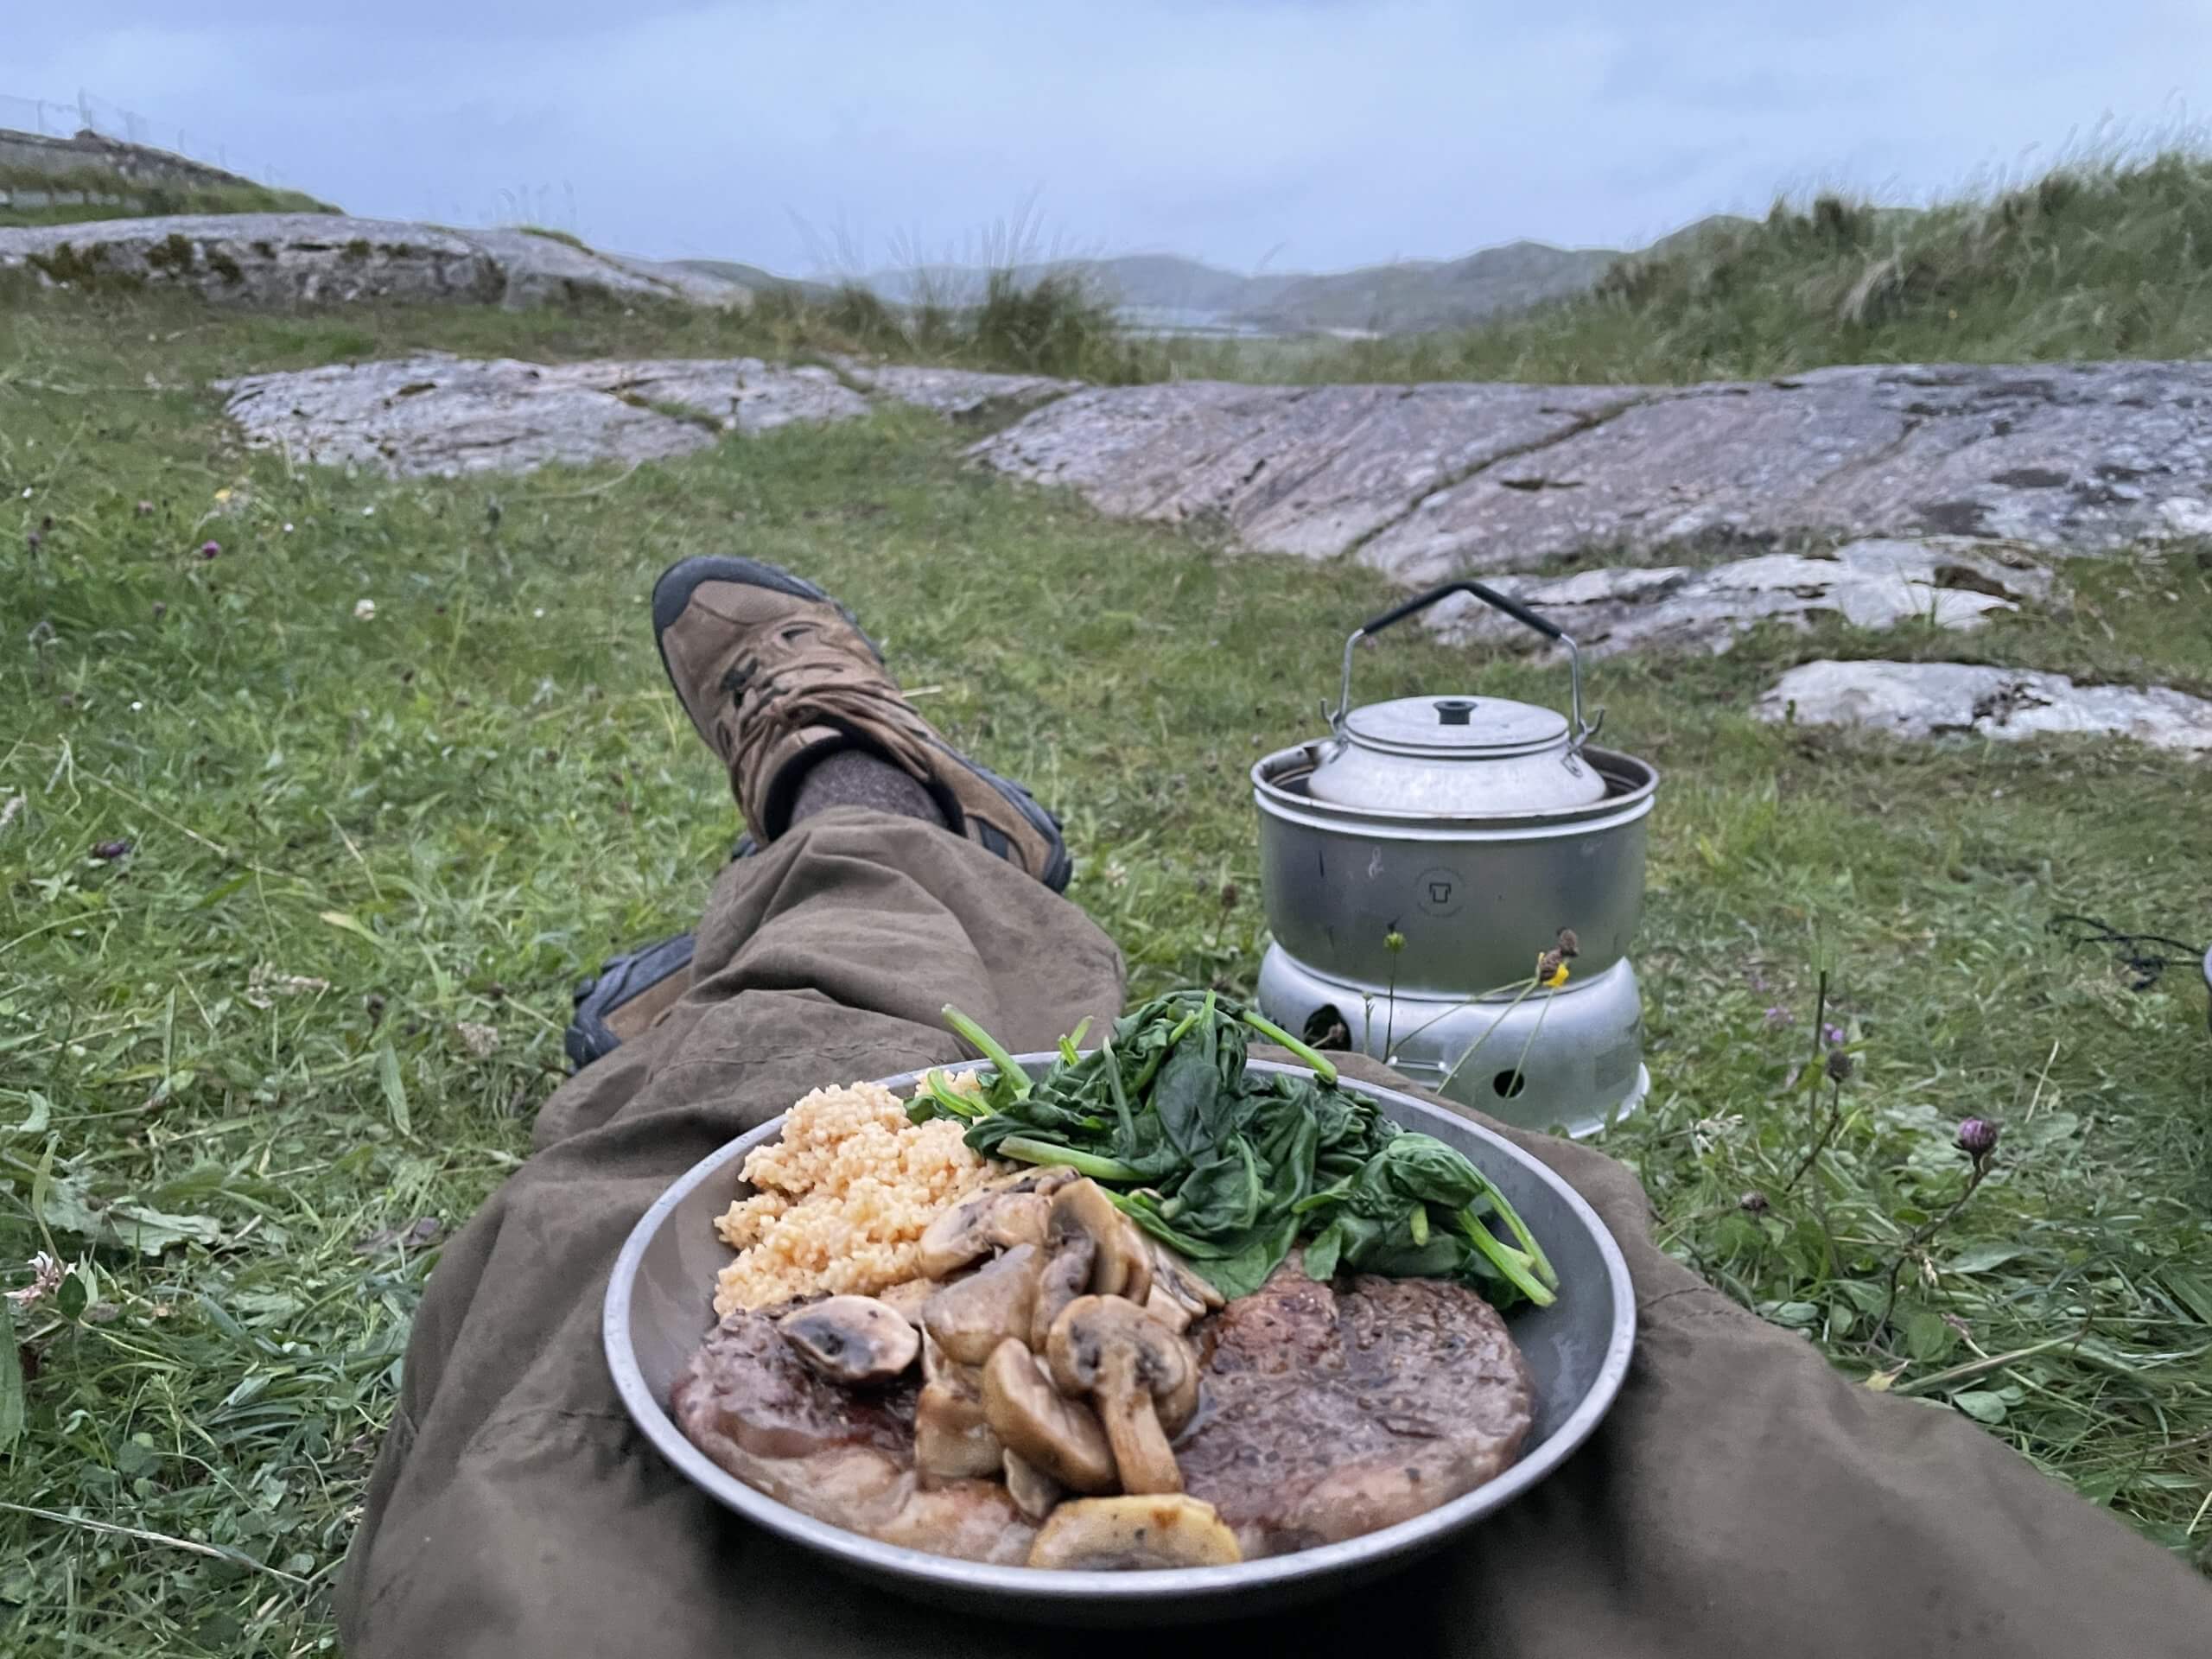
[[12, 2, 2210, 276]]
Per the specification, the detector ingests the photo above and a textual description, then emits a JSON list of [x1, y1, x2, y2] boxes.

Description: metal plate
[[604, 1058, 1637, 1625]]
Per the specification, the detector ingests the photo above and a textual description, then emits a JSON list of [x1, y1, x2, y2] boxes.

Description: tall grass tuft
[[1239, 146, 2212, 386]]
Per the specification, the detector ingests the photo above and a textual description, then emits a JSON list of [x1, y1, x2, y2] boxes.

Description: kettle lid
[[1341, 695, 1569, 759], [1307, 694, 1607, 814]]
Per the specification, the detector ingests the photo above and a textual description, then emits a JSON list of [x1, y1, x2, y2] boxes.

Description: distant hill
[[673, 257, 837, 304], [696, 216, 1761, 338], [1236, 240, 1617, 334]]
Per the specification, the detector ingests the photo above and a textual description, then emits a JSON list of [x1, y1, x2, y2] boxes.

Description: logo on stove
[[1415, 867, 1465, 918]]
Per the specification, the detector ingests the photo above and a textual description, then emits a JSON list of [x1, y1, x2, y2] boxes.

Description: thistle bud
[[1955, 1117, 1999, 1160], [1384, 929, 1406, 953], [1825, 1047, 1854, 1084]]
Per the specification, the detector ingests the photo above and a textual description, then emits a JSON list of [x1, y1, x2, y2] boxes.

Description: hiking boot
[[652, 555, 1072, 891], [566, 931, 696, 1070]]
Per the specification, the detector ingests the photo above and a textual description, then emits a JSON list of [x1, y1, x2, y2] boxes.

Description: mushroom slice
[[914, 1357, 1003, 1482], [1002, 1449, 1064, 1522], [776, 1295, 920, 1386], [1026, 1495, 1242, 1570], [1046, 1296, 1197, 1495], [1147, 1239, 1224, 1318], [1143, 1286, 1194, 1337], [922, 1243, 1042, 1366], [874, 1277, 938, 1328], [980, 1339, 1116, 1494], [1030, 1200, 1098, 1350], [917, 1167, 1079, 1279], [1030, 1179, 1152, 1347]]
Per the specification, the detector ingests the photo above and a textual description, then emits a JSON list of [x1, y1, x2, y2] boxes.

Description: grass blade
[[376, 1042, 413, 1137]]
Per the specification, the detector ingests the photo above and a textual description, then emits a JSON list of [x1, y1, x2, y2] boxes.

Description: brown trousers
[[337, 809, 2210, 1656]]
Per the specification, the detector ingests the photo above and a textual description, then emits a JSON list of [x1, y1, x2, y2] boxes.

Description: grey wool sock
[[790, 746, 946, 829]]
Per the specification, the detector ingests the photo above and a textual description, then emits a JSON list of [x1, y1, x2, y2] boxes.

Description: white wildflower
[[455, 1021, 500, 1058], [7, 1252, 64, 1309], [353, 599, 377, 621]]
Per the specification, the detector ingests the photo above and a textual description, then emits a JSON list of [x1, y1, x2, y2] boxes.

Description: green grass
[[1, 289, 2209, 1654], [515, 226, 588, 251]]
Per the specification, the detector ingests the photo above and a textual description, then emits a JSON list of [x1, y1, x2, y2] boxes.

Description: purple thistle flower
[[92, 839, 132, 861], [199, 540, 221, 559], [1956, 1118, 1999, 1160], [1764, 1005, 1791, 1027], [1822, 1023, 1846, 1047]]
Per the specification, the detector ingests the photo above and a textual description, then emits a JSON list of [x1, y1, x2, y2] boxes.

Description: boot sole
[[653, 556, 1072, 893]]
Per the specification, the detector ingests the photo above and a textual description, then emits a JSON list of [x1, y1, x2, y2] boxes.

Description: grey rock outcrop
[[1755, 661, 2212, 755], [219, 353, 864, 478], [974, 362, 2212, 579], [968, 380, 1626, 559], [215, 353, 1080, 479], [0, 214, 751, 310], [1425, 537, 2056, 658], [832, 360, 1079, 418]]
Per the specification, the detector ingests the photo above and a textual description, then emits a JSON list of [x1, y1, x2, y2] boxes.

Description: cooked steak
[[671, 1306, 1035, 1564], [672, 1262, 1534, 1567], [1176, 1259, 1535, 1558]]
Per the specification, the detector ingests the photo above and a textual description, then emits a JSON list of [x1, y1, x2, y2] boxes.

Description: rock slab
[[219, 353, 867, 478], [969, 380, 1628, 560], [974, 361, 2212, 577], [0, 214, 752, 311], [1755, 660, 2212, 755], [1425, 537, 2056, 658], [832, 359, 1079, 417]]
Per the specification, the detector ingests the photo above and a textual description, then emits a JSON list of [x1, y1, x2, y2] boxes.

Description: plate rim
[[602, 1055, 1637, 1605]]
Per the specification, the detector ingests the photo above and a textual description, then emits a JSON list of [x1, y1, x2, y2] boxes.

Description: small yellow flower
[[1535, 949, 1571, 989]]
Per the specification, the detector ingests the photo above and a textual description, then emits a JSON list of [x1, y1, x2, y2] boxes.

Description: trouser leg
[[339, 812, 2208, 1657], [334, 808, 1123, 1656]]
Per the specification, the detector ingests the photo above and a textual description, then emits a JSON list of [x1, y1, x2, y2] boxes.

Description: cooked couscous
[[712, 1075, 1000, 1314]]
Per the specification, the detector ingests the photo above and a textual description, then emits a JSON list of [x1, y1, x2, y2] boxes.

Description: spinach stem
[[942, 1003, 1033, 1096], [1466, 1166, 1559, 1288], [919, 1069, 985, 1120], [1101, 1038, 1136, 1144], [1458, 1206, 1554, 1306], [995, 1136, 1146, 1183], [1058, 1015, 1095, 1066], [1240, 1010, 1339, 1084]]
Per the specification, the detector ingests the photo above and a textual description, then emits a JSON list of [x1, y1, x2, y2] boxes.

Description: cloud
[[10, 0, 2209, 273]]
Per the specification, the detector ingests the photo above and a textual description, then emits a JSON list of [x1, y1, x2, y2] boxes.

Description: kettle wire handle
[[1328, 579, 1598, 748]]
